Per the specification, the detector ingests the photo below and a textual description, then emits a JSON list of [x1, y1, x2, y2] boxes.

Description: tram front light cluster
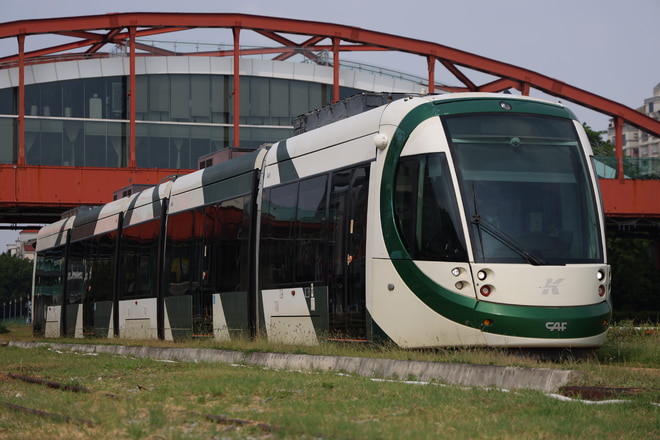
[[476, 270, 493, 297], [451, 267, 466, 290], [597, 269, 607, 297]]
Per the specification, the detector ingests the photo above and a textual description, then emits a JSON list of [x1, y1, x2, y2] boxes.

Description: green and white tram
[[33, 93, 611, 348]]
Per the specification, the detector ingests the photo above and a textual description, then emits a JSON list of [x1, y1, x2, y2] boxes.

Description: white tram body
[[33, 93, 611, 348]]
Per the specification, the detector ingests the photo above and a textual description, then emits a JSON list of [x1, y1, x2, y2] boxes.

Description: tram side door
[[328, 166, 369, 340]]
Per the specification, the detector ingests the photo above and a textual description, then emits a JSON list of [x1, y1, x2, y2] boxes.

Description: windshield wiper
[[471, 214, 546, 266]]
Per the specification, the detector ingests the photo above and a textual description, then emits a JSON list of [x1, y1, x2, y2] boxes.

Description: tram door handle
[[347, 218, 355, 265]]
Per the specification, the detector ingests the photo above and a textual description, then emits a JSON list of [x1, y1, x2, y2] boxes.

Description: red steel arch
[[0, 13, 659, 224]]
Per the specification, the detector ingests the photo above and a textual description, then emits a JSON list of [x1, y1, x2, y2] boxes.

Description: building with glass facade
[[608, 82, 660, 159], [0, 55, 426, 169], [4, 12, 656, 229]]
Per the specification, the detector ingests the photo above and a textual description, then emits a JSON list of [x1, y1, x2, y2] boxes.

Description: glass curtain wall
[[0, 73, 362, 168], [21, 76, 128, 167], [0, 88, 15, 164]]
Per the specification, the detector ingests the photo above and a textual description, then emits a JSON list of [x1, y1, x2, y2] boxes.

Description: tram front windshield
[[445, 113, 603, 265]]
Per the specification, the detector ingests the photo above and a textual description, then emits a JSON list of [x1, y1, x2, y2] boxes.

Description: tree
[[607, 237, 660, 322], [0, 253, 33, 304], [583, 123, 660, 321], [582, 122, 615, 156]]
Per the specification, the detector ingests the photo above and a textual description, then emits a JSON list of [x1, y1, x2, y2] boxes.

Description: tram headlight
[[451, 267, 461, 277], [477, 270, 487, 281], [597, 269, 605, 281]]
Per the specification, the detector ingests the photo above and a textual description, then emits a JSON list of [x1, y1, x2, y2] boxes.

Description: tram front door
[[328, 165, 369, 340]]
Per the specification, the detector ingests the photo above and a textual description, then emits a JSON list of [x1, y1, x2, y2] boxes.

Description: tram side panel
[[366, 116, 488, 347], [166, 150, 267, 342], [67, 228, 117, 338], [258, 130, 379, 344], [165, 197, 253, 340], [33, 218, 71, 337], [113, 184, 171, 340]]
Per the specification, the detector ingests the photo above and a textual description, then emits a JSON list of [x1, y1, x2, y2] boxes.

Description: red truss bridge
[[0, 13, 658, 239]]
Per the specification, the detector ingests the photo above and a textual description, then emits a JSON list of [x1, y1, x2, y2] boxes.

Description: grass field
[[0, 323, 658, 439]]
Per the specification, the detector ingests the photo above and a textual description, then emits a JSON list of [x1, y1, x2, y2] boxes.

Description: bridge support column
[[233, 27, 241, 148], [332, 37, 340, 103], [17, 34, 25, 166], [614, 117, 625, 182], [128, 27, 137, 168], [427, 56, 435, 94], [521, 82, 530, 96]]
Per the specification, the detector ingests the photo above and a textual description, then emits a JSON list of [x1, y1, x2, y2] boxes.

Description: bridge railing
[[594, 156, 660, 180]]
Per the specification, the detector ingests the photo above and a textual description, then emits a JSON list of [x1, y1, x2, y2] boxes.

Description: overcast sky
[[1, 0, 658, 250]]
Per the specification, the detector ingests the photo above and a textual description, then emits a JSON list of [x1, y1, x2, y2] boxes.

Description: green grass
[[0, 323, 658, 439]]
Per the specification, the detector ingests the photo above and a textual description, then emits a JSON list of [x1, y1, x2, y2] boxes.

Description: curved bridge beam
[[1, 12, 658, 138]]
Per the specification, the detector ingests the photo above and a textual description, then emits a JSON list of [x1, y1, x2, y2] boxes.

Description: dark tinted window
[[394, 153, 468, 261]]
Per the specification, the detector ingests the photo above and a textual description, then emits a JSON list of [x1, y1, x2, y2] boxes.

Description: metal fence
[[594, 156, 660, 179], [1, 297, 30, 324]]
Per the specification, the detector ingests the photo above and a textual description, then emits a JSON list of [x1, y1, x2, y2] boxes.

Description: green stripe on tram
[[276, 140, 299, 183], [474, 300, 611, 339]]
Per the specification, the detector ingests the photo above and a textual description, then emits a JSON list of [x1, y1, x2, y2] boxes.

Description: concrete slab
[[6, 341, 580, 393]]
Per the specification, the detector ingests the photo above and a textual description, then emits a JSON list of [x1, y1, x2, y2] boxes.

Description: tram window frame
[[84, 232, 116, 303], [260, 163, 373, 289], [165, 194, 251, 297], [165, 209, 199, 297], [34, 246, 66, 306], [120, 219, 161, 299], [295, 174, 329, 284], [206, 196, 251, 293], [445, 113, 604, 264], [260, 182, 298, 287], [260, 173, 331, 288], [394, 153, 468, 262], [33, 246, 66, 335]]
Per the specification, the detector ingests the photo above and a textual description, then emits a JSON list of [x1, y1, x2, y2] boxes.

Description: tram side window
[[66, 241, 86, 306], [261, 182, 298, 287], [394, 154, 468, 262], [260, 175, 329, 288], [67, 236, 115, 305], [33, 247, 66, 335], [64, 235, 114, 335], [393, 160, 416, 252], [205, 197, 250, 293], [88, 233, 117, 303], [120, 220, 160, 299], [34, 247, 65, 305], [166, 210, 198, 296], [166, 197, 251, 299], [296, 175, 328, 284]]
